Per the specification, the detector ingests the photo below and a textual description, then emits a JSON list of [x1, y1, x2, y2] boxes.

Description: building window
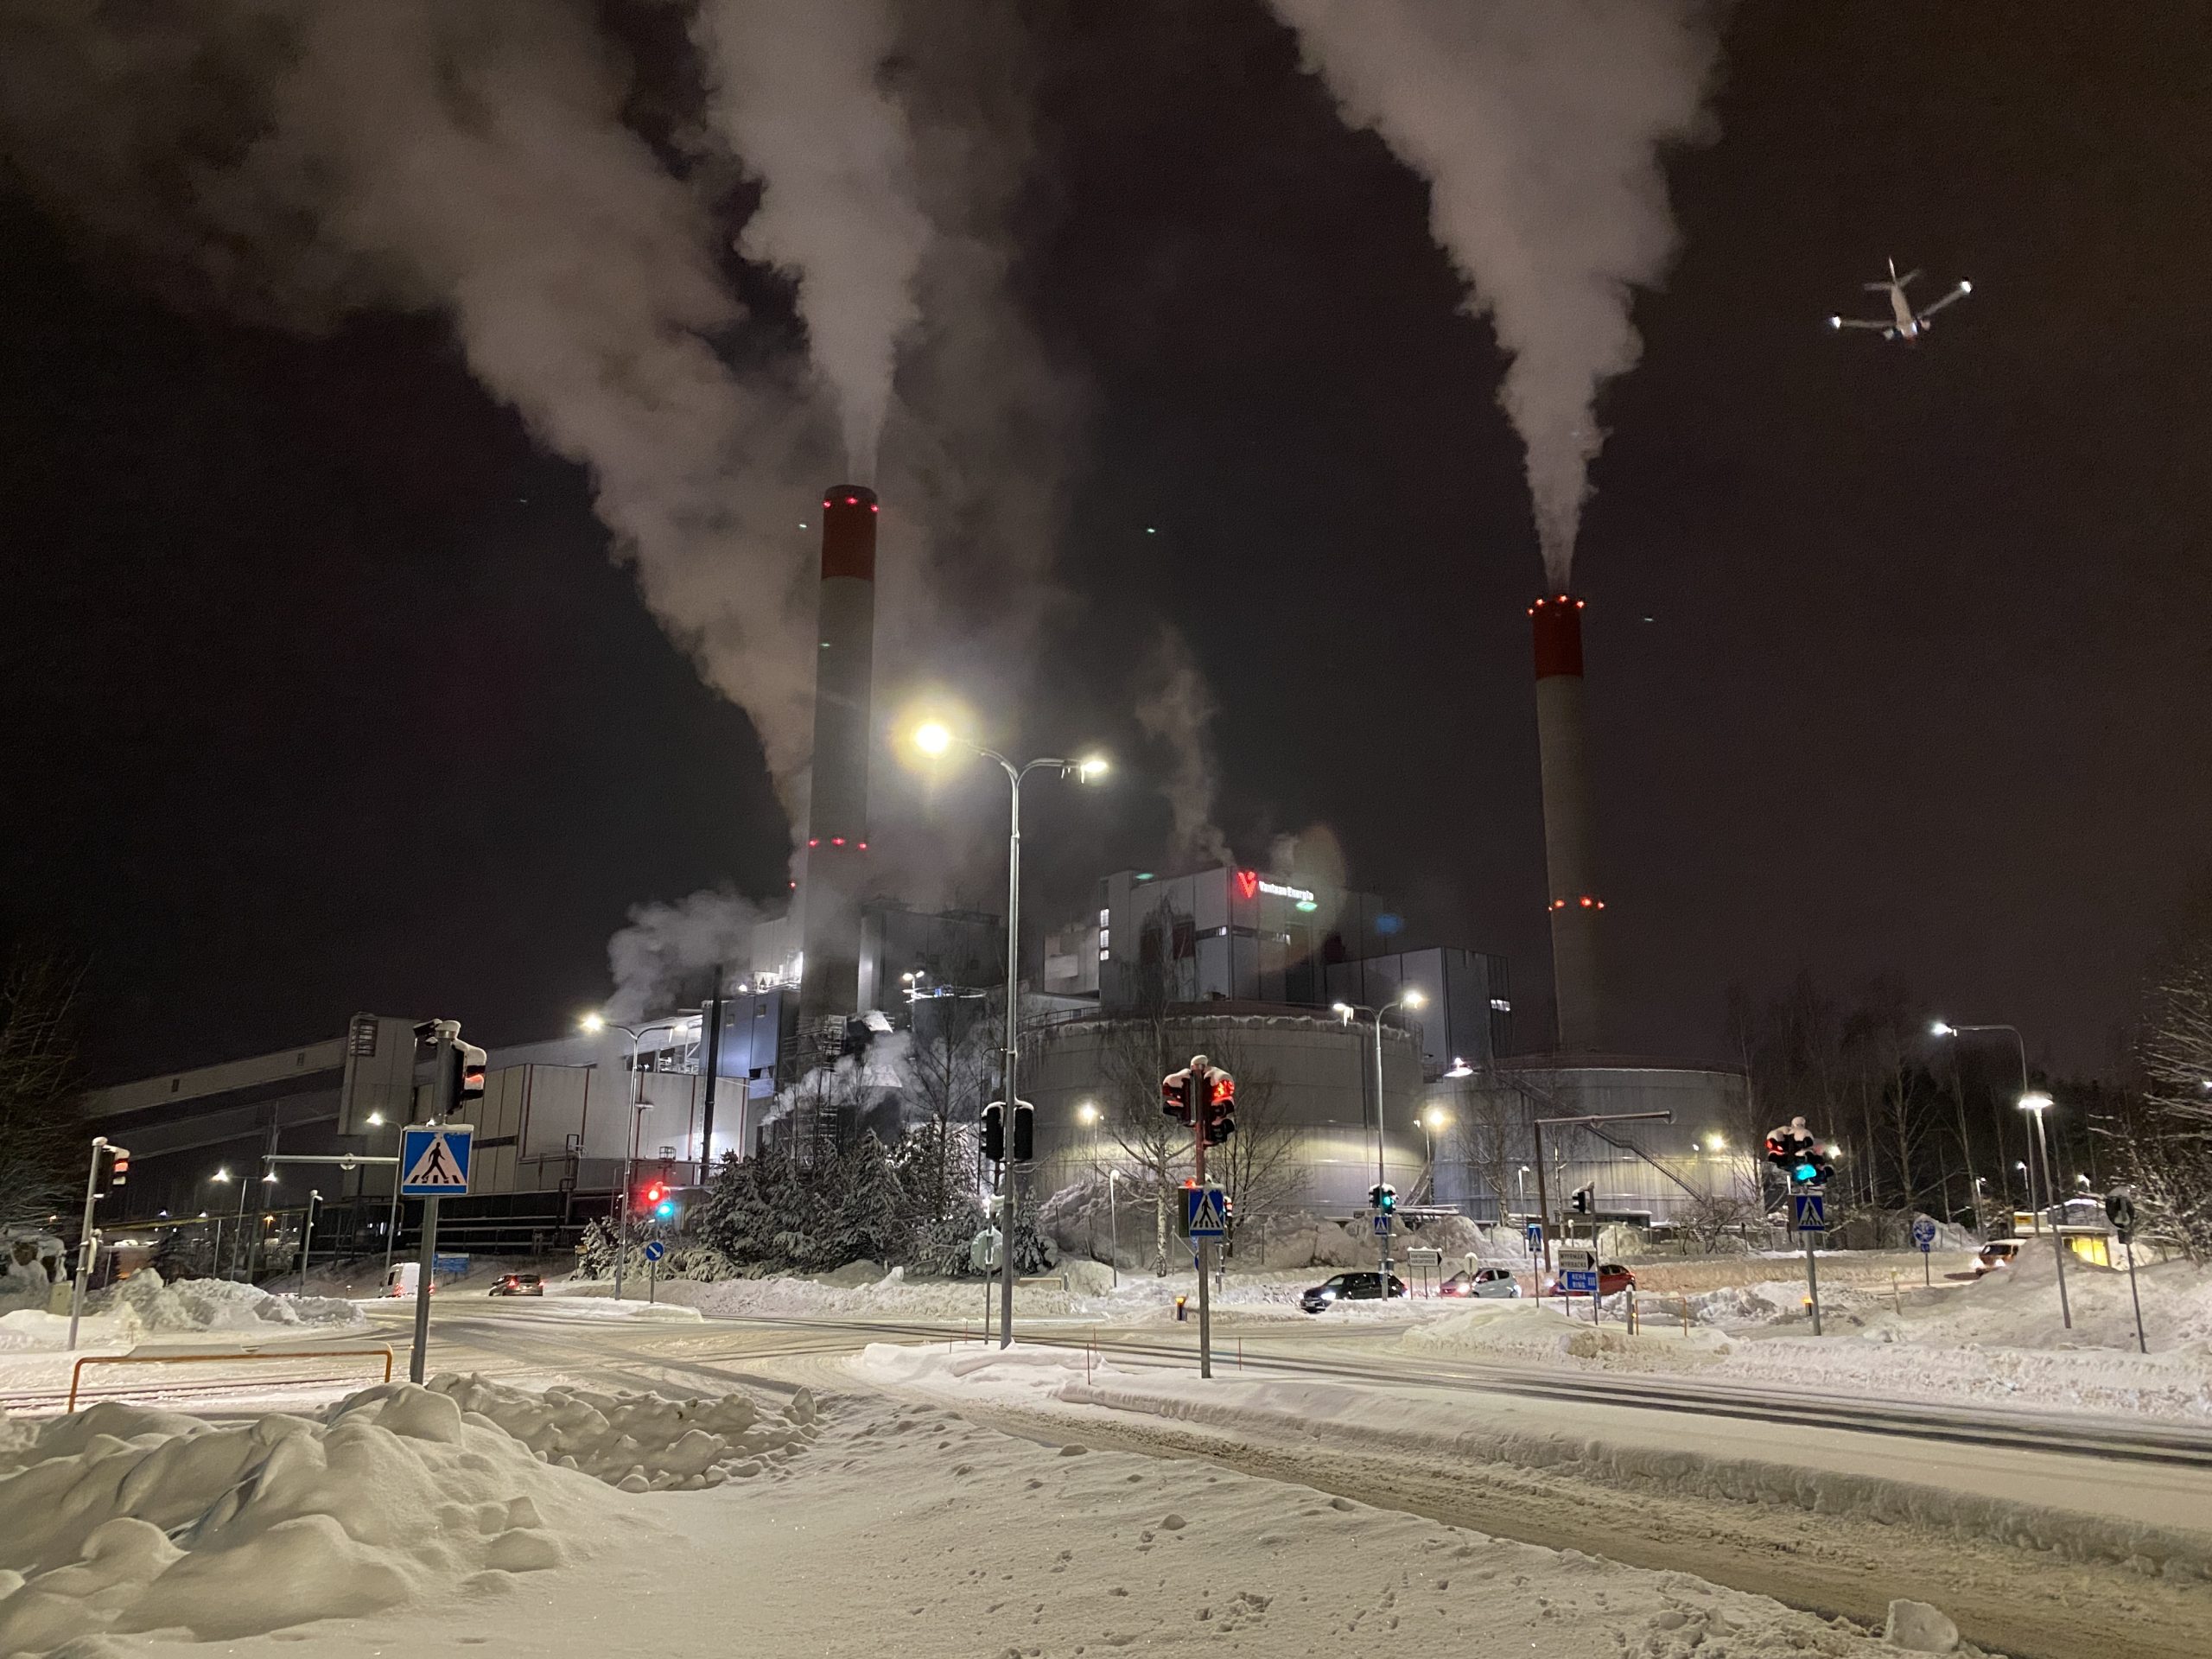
[[1172, 918, 1195, 960]]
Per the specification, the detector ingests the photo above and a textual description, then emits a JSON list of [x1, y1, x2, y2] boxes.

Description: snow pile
[[0, 1372, 823, 1650], [0, 1384, 593, 1650], [0, 1269, 367, 1353], [428, 1373, 817, 1491]]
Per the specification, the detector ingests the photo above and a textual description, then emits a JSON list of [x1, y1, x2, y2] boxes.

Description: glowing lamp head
[[1332, 1002, 1354, 1021], [1075, 755, 1109, 781], [1077, 1102, 1098, 1125], [912, 721, 952, 757], [581, 1012, 607, 1035], [1929, 1020, 1954, 1038], [1401, 988, 1427, 1011], [2018, 1090, 2053, 1114]]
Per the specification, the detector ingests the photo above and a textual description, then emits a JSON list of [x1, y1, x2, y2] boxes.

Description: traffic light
[[1160, 1072, 1194, 1126], [1370, 1183, 1397, 1215], [982, 1102, 1006, 1164], [639, 1179, 677, 1221], [1011, 1102, 1034, 1163], [1201, 1071, 1236, 1146], [1570, 1187, 1592, 1215], [438, 1039, 489, 1113]]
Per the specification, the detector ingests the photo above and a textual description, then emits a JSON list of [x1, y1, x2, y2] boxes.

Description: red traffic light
[[642, 1181, 666, 1205]]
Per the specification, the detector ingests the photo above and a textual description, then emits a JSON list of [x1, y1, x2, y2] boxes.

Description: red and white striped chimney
[[798, 484, 879, 1027], [1530, 593, 1603, 1052]]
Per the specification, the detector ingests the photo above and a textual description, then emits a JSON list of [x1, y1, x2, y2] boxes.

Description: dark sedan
[[1300, 1271, 1408, 1313]]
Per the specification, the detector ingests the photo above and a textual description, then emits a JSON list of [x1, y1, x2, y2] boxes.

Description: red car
[[1546, 1262, 1636, 1297]]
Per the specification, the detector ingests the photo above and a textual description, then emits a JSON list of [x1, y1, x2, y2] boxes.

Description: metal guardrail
[[67, 1344, 395, 1411]]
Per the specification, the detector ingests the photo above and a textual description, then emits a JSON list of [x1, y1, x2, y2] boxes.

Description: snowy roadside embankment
[[0, 1374, 818, 1652], [852, 1343, 2212, 1583], [1400, 1251, 2212, 1422], [0, 1269, 367, 1356]]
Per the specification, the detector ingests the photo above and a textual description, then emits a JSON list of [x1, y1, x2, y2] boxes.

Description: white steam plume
[[693, 0, 930, 482], [1135, 626, 1232, 869], [605, 888, 760, 1022], [1269, 0, 1724, 585], [0, 0, 827, 785]]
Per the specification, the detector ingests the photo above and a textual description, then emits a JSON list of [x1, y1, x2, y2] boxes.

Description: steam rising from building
[[1268, 0, 1724, 584]]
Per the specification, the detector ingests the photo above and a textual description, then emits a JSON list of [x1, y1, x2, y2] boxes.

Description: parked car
[[1545, 1262, 1637, 1298], [489, 1273, 544, 1297], [1974, 1240, 2021, 1275], [1439, 1267, 1522, 1300], [1300, 1271, 1408, 1313], [380, 1262, 433, 1298]]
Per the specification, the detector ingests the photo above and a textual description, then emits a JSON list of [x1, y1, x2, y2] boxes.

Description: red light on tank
[[869, 503, 879, 513], [831, 836, 845, 847], [1580, 896, 1594, 908], [807, 838, 819, 848], [857, 841, 868, 850]]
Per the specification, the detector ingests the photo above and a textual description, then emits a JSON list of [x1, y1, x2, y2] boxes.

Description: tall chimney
[[1530, 593, 1603, 1052], [798, 484, 878, 1028]]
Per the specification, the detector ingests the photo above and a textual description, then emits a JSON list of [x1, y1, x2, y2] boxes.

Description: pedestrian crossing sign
[[400, 1124, 474, 1196]]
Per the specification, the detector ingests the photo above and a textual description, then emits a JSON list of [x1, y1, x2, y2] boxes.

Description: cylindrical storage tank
[[1530, 594, 1602, 1051], [799, 485, 879, 1026], [1020, 1009, 1425, 1226]]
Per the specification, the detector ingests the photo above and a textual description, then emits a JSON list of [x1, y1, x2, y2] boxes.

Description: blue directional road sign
[[642, 1240, 666, 1263], [1791, 1191, 1827, 1233], [1561, 1269, 1599, 1294], [1911, 1217, 1937, 1252], [399, 1124, 474, 1197], [1184, 1185, 1228, 1242]]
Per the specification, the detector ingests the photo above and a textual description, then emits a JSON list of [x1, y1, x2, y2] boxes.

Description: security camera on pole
[[1764, 1116, 1834, 1336], [1163, 1054, 1234, 1378]]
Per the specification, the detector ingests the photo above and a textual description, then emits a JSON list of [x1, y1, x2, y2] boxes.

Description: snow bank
[[428, 1373, 817, 1491], [0, 1384, 591, 1649], [0, 1372, 821, 1651], [1395, 1251, 2212, 1422], [0, 1269, 367, 1354]]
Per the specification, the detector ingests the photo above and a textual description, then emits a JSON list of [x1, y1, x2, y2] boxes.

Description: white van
[[381, 1262, 435, 1297]]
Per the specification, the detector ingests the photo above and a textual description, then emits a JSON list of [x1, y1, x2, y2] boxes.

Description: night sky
[[2, 1, 2206, 1081]]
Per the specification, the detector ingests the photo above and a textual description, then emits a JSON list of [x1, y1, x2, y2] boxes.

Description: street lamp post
[[1078, 1102, 1103, 1269], [581, 1014, 680, 1302], [1333, 990, 1427, 1284], [912, 720, 1107, 1350], [1934, 1021, 2069, 1329], [298, 1189, 321, 1295], [2019, 1090, 2073, 1330]]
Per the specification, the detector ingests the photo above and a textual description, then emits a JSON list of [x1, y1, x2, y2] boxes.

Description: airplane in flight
[[1827, 258, 1973, 340]]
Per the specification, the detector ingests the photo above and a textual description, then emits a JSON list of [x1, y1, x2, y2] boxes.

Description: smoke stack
[[798, 484, 879, 1028], [1530, 594, 1602, 1052]]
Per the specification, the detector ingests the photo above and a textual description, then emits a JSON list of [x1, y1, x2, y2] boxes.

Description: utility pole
[[698, 974, 724, 1182], [298, 1189, 321, 1295]]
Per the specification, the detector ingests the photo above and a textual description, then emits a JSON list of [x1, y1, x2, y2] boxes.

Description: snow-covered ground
[[1, 1370, 2007, 1658], [1401, 1244, 2212, 1421]]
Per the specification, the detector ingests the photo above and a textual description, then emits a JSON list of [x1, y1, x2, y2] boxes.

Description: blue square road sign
[[1184, 1185, 1227, 1241], [400, 1125, 474, 1197], [1791, 1191, 1827, 1233]]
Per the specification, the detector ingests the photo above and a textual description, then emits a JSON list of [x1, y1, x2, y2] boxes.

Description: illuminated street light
[[908, 714, 1111, 1350], [580, 1011, 607, 1034], [1444, 1057, 1472, 1078]]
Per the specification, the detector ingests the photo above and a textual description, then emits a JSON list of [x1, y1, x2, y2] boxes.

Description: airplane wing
[[1827, 315, 1891, 331], [1919, 281, 1973, 319]]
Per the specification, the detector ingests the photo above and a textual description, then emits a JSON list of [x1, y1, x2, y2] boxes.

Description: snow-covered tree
[[0, 949, 84, 1229], [823, 1132, 907, 1267]]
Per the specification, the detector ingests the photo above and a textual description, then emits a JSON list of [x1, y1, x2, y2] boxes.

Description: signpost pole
[[1193, 1098, 1211, 1382], [1799, 1185, 1823, 1338], [410, 1195, 439, 1383], [2124, 1240, 2146, 1355]]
